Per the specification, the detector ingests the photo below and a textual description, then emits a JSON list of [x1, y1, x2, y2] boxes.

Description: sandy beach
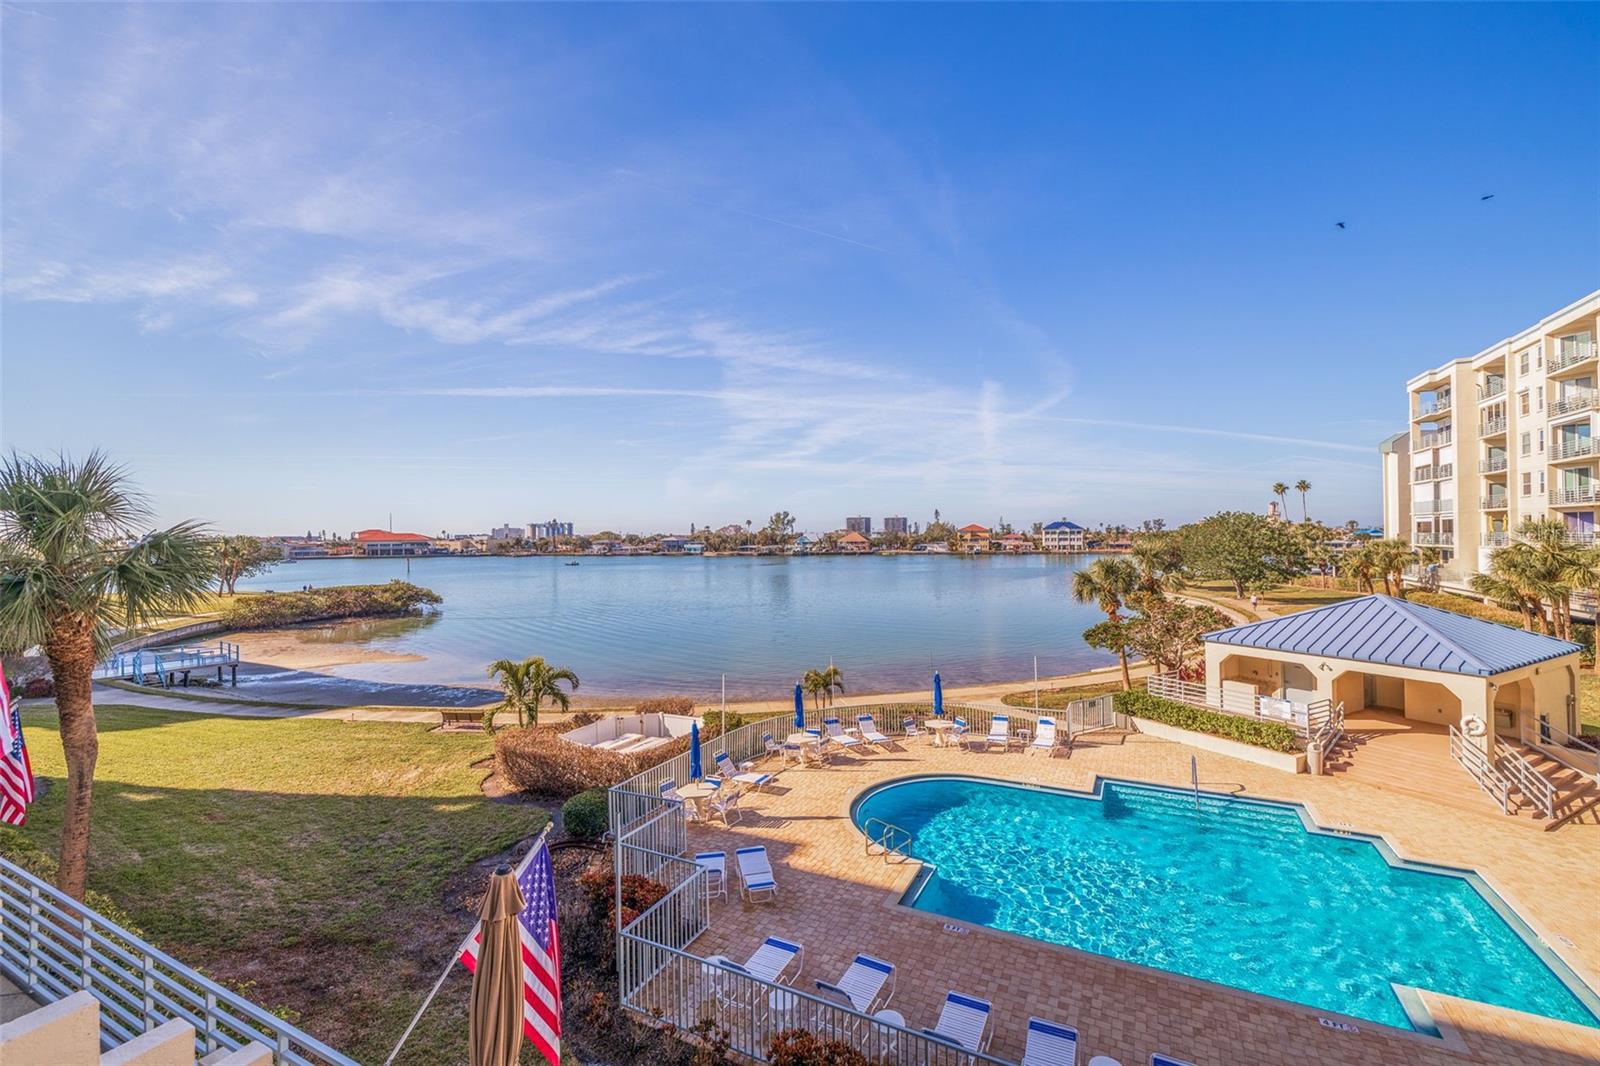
[[226, 627, 426, 671]]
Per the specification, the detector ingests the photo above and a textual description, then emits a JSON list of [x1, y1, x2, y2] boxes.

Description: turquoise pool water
[[852, 776, 1600, 1033]]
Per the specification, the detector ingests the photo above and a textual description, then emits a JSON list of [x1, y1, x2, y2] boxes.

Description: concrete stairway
[[0, 990, 271, 1066], [1504, 740, 1600, 828]]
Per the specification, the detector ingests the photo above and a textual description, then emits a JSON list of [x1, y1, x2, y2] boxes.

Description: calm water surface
[[235, 555, 1114, 699]]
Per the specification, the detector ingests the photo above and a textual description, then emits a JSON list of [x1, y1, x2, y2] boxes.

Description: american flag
[[459, 836, 562, 1065], [0, 665, 35, 827]]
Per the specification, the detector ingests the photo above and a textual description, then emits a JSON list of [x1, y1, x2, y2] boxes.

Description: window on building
[[1520, 391, 1531, 416], [1521, 431, 1532, 455], [1538, 429, 1545, 452], [1539, 471, 1546, 494], [1520, 352, 1531, 375], [1536, 386, 1544, 410], [1522, 472, 1533, 496]]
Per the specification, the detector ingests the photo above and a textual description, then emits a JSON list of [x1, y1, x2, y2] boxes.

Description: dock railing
[[0, 856, 355, 1065]]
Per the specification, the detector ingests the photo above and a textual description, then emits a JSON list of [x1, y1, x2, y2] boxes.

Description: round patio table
[[676, 780, 719, 821], [923, 720, 957, 746]]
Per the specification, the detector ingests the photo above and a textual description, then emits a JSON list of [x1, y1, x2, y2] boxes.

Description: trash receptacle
[[1307, 743, 1324, 776]]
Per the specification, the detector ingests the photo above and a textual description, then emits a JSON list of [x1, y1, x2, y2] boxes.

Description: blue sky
[[3, 3, 1597, 535]]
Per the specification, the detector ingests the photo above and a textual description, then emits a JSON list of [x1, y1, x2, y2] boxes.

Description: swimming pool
[[851, 775, 1600, 1034]]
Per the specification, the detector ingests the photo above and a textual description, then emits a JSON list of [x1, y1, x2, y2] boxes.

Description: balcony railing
[[1411, 463, 1453, 483], [1550, 486, 1600, 507], [1565, 530, 1597, 546], [1413, 532, 1455, 547], [1478, 379, 1508, 402], [1415, 428, 1453, 449], [1480, 496, 1510, 510], [1551, 436, 1597, 461], [1412, 499, 1454, 515], [1416, 395, 1453, 417], [1478, 456, 1509, 474], [1482, 532, 1511, 547], [1549, 340, 1597, 374], [1479, 416, 1507, 436], [1549, 389, 1600, 419]]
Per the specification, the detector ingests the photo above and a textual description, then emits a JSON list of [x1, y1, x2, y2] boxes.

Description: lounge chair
[[1021, 1017, 1079, 1066], [659, 779, 700, 821], [983, 714, 1012, 751], [762, 731, 785, 760], [695, 851, 727, 901], [714, 751, 773, 791], [856, 714, 890, 747], [901, 717, 924, 743], [823, 717, 863, 753], [1029, 717, 1060, 756], [741, 936, 804, 984], [815, 953, 895, 1012], [1150, 1056, 1196, 1066], [952, 716, 972, 749], [735, 845, 778, 901], [922, 990, 992, 1052], [709, 787, 744, 826], [780, 740, 808, 768]]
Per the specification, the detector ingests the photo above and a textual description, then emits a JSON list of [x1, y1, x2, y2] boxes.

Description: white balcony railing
[[1550, 486, 1600, 507], [1565, 530, 1597, 546], [1480, 495, 1510, 510], [1480, 416, 1508, 436], [1416, 395, 1453, 417], [1549, 340, 1597, 374], [1416, 428, 1453, 449], [1478, 456, 1509, 474], [1551, 437, 1597, 462], [1478, 379, 1508, 402], [1411, 463, 1454, 483], [1482, 532, 1511, 547], [1549, 389, 1600, 419], [1413, 499, 1454, 515], [1413, 532, 1455, 547]]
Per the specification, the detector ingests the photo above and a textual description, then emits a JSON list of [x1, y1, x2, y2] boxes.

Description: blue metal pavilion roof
[[1203, 594, 1580, 677]]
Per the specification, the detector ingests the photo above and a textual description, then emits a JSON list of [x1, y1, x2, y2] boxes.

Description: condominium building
[[881, 515, 909, 535], [1382, 290, 1599, 583], [1040, 520, 1087, 553], [846, 516, 873, 535]]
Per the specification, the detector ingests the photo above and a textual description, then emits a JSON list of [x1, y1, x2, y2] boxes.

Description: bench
[[439, 708, 485, 730]]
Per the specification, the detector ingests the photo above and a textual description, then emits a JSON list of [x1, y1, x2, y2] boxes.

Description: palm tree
[[1368, 538, 1415, 598], [487, 655, 579, 727], [1129, 534, 1186, 597], [1071, 557, 1140, 689], [1341, 543, 1377, 594], [818, 664, 845, 707], [0, 453, 214, 900], [1294, 479, 1311, 522], [800, 668, 826, 711], [1271, 482, 1289, 518]]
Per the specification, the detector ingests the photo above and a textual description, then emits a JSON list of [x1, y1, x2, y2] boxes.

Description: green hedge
[[561, 789, 609, 841], [1114, 690, 1302, 753], [219, 580, 441, 629]]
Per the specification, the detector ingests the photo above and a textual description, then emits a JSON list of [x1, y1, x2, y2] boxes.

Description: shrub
[[576, 866, 668, 929], [1405, 590, 1524, 627], [568, 710, 604, 728], [1574, 623, 1596, 667], [768, 1030, 872, 1066], [495, 726, 638, 797], [1114, 689, 1302, 753], [562, 789, 609, 841], [219, 581, 441, 629], [636, 697, 695, 716]]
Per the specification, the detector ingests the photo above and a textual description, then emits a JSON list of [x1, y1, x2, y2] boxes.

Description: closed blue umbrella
[[689, 720, 702, 781], [933, 672, 944, 717], [793, 683, 805, 730]]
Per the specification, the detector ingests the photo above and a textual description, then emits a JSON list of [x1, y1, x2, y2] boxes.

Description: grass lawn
[[1579, 674, 1600, 735], [3, 704, 545, 1064], [1002, 680, 1127, 710]]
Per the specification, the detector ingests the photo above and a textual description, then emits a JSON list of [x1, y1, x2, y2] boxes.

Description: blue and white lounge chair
[[714, 751, 772, 791], [659, 779, 700, 821], [823, 717, 863, 752], [983, 714, 1012, 751], [741, 936, 803, 984], [1029, 717, 1060, 756], [1150, 1056, 1196, 1066], [762, 731, 784, 759], [1021, 1017, 1079, 1066], [709, 788, 744, 826], [694, 851, 726, 901], [923, 991, 992, 1052], [735, 845, 778, 901], [856, 714, 890, 747], [815, 953, 895, 1012], [901, 717, 924, 742], [952, 716, 971, 748]]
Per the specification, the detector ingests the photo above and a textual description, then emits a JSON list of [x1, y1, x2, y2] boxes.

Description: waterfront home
[[658, 537, 687, 553], [997, 531, 1034, 553], [789, 533, 815, 554], [684, 541, 706, 555], [956, 523, 990, 552], [352, 528, 432, 556], [915, 541, 951, 553], [1041, 520, 1087, 552], [836, 530, 871, 553]]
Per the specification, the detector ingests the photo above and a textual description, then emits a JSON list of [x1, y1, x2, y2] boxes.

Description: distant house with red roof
[[957, 524, 991, 553], [997, 532, 1034, 553], [352, 529, 433, 557], [836, 530, 872, 553]]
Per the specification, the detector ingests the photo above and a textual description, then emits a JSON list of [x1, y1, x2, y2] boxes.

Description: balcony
[[1413, 532, 1455, 547], [1478, 456, 1509, 474], [1412, 499, 1454, 515], [1415, 428, 1452, 449], [1479, 416, 1507, 437], [1482, 532, 1511, 547], [1477, 379, 1508, 402], [1548, 388, 1599, 420], [1411, 463, 1453, 483], [1548, 340, 1597, 375], [1480, 495, 1510, 510], [1565, 530, 1597, 546], [1551, 436, 1597, 462], [1413, 394, 1453, 419], [1550, 486, 1600, 507]]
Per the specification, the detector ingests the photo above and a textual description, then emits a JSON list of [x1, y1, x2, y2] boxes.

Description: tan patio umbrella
[[468, 863, 527, 1066]]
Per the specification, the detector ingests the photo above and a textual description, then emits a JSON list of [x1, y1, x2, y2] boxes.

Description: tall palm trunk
[[1108, 610, 1132, 691], [43, 618, 98, 902]]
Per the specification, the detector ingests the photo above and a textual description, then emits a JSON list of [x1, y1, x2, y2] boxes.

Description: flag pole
[[382, 823, 554, 1066]]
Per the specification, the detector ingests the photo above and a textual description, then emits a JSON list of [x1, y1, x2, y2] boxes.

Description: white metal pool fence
[[604, 697, 1128, 1065], [1146, 673, 1336, 738], [0, 856, 356, 1066]]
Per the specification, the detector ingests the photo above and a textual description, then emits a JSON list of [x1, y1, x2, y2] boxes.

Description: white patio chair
[[922, 990, 992, 1052], [735, 845, 778, 901], [694, 851, 727, 901], [1021, 1016, 1079, 1065]]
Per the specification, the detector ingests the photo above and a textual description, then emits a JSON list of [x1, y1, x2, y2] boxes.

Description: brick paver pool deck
[[679, 728, 1600, 1066]]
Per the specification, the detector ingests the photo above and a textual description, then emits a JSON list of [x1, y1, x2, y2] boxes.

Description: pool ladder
[[863, 816, 914, 862]]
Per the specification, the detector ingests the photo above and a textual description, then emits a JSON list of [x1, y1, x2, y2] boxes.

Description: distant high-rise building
[[846, 516, 873, 535], [882, 516, 908, 535], [528, 521, 574, 540]]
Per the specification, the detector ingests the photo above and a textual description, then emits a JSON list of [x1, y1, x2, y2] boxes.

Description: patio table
[[676, 781, 719, 821], [924, 720, 956, 747]]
